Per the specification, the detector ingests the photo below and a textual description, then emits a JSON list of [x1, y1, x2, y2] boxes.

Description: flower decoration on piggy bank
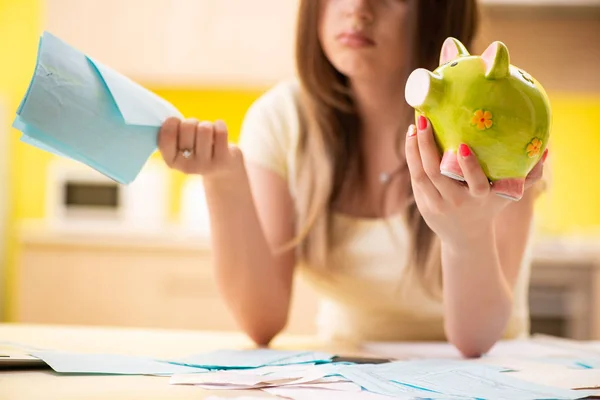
[[405, 37, 551, 200]]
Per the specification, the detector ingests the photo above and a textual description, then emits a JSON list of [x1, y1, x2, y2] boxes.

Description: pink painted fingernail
[[459, 144, 471, 158], [542, 148, 549, 162], [417, 115, 428, 131]]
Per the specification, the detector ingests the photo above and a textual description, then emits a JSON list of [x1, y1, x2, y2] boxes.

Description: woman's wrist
[[440, 221, 496, 257], [202, 162, 248, 193]]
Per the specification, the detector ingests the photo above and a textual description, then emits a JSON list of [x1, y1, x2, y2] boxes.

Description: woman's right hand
[[157, 117, 244, 179]]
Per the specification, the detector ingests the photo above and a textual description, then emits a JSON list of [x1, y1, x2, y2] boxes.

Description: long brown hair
[[291, 0, 479, 296]]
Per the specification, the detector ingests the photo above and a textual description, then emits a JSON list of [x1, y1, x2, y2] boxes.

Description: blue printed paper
[[13, 31, 183, 184], [32, 351, 207, 375], [169, 349, 334, 370], [336, 359, 594, 400], [335, 368, 466, 399]]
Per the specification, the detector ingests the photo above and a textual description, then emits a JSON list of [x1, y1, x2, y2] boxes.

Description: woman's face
[[319, 0, 409, 81]]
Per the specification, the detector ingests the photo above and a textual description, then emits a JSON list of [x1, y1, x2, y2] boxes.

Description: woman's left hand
[[405, 116, 546, 249]]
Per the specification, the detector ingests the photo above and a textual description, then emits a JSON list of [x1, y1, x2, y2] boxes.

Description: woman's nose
[[344, 0, 374, 23]]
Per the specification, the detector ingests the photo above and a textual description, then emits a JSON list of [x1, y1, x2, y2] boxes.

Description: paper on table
[[13, 31, 183, 184], [366, 359, 511, 376], [263, 387, 401, 400], [335, 367, 468, 400], [532, 334, 600, 358], [170, 363, 331, 389], [179, 379, 356, 392], [234, 364, 322, 375], [171, 371, 271, 386], [384, 364, 595, 400], [361, 340, 581, 361], [487, 340, 596, 359], [285, 377, 362, 392], [32, 351, 207, 375], [169, 349, 333, 370], [361, 341, 464, 360], [267, 351, 335, 367], [338, 358, 509, 398], [473, 356, 567, 372], [333, 359, 596, 399], [505, 365, 600, 390]]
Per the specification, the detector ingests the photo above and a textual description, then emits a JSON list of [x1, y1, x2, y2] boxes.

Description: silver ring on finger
[[180, 149, 193, 159]]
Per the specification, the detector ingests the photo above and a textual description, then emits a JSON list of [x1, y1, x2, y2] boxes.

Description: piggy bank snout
[[405, 68, 439, 109]]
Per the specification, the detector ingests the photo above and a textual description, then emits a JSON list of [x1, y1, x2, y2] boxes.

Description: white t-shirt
[[238, 80, 533, 343]]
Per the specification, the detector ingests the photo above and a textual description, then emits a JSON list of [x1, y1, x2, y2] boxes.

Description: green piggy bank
[[404, 37, 551, 201]]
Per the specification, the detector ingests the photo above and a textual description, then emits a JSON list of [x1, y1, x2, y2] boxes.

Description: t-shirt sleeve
[[237, 82, 298, 181]]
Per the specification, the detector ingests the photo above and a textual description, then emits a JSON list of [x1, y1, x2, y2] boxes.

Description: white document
[[361, 339, 582, 361], [263, 387, 402, 399], [286, 380, 362, 392], [170, 364, 330, 389], [361, 338, 600, 393], [506, 366, 600, 390]]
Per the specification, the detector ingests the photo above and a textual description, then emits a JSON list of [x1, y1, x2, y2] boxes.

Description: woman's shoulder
[[241, 78, 303, 141], [245, 79, 303, 122], [238, 79, 303, 180]]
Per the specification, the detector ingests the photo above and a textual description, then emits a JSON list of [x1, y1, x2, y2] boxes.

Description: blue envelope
[[13, 31, 183, 184]]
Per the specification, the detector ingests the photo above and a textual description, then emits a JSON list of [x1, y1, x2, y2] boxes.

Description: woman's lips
[[337, 31, 375, 48]]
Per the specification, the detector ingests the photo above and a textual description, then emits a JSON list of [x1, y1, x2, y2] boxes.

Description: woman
[[157, 0, 547, 358]]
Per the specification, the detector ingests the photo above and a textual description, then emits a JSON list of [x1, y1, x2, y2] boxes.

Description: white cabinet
[[44, 0, 300, 86]]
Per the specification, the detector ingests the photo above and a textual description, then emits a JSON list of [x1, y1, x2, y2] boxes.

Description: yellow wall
[[1, 0, 45, 319], [534, 94, 600, 235]]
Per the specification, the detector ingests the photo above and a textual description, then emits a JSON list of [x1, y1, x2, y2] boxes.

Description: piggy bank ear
[[439, 37, 470, 65], [482, 41, 510, 80]]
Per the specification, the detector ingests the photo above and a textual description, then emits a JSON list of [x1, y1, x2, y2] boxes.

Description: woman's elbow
[[242, 315, 288, 347], [450, 339, 491, 359], [446, 329, 500, 359]]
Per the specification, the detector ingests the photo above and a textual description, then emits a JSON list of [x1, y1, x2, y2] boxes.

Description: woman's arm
[[158, 118, 296, 346], [441, 189, 537, 357], [404, 117, 546, 358], [204, 162, 296, 346]]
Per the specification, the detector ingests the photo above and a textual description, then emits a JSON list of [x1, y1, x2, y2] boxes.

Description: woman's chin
[[334, 62, 380, 81]]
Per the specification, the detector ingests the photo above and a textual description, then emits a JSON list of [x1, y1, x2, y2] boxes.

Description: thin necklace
[[379, 161, 405, 185]]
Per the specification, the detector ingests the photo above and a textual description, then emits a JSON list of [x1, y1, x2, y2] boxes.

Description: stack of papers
[[167, 349, 334, 370], [13, 31, 183, 184], [336, 360, 594, 399], [168, 357, 597, 399], [170, 364, 356, 391], [30, 349, 333, 376], [24, 342, 600, 399]]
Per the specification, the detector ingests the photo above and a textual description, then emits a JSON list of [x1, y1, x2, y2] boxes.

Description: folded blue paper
[[13, 31, 183, 184], [32, 351, 208, 375], [169, 349, 334, 370]]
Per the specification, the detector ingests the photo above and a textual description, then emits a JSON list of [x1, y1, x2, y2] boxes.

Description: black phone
[[331, 355, 393, 365]]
